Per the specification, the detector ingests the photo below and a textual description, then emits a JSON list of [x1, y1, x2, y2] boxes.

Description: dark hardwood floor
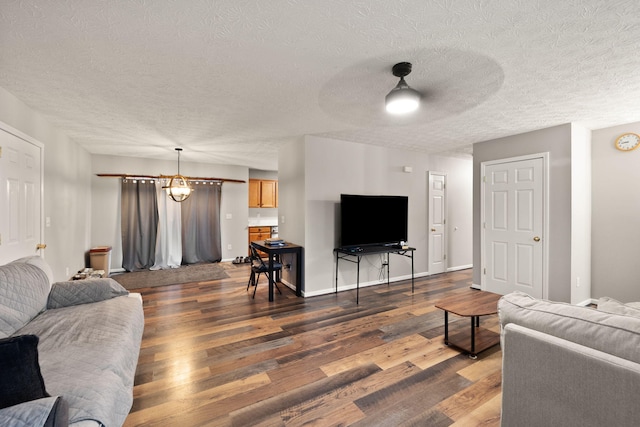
[[124, 264, 502, 427]]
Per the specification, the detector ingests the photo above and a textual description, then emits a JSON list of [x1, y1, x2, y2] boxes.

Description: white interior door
[[428, 172, 446, 275], [0, 123, 44, 265], [482, 156, 545, 298]]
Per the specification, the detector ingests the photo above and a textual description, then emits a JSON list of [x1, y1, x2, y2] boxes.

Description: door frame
[[480, 152, 550, 298], [427, 171, 447, 274], [0, 120, 45, 263]]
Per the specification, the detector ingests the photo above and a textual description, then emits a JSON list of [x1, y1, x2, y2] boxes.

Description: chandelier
[[163, 148, 192, 202]]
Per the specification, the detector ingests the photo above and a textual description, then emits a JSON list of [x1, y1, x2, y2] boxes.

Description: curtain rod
[[96, 173, 245, 184]]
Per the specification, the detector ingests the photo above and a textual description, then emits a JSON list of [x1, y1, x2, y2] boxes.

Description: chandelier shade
[[162, 148, 192, 202]]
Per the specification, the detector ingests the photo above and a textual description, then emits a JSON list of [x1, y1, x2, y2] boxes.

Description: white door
[[428, 172, 446, 275], [0, 123, 44, 265], [482, 156, 545, 298]]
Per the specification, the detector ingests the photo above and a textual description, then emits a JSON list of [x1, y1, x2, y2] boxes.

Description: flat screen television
[[339, 194, 408, 248]]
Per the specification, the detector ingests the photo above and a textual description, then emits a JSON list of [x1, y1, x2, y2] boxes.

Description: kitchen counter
[[248, 217, 278, 227]]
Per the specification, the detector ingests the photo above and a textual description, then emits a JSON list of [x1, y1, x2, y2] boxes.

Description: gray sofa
[[498, 291, 640, 427], [0, 256, 144, 427]]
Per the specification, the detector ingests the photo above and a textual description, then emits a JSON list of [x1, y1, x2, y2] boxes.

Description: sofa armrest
[[0, 396, 68, 427], [501, 323, 640, 427], [47, 278, 129, 309]]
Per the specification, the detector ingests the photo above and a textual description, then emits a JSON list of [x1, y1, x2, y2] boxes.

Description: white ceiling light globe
[[385, 63, 421, 115], [385, 88, 420, 114]]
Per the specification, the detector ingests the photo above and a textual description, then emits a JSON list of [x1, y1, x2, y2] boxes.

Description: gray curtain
[[181, 181, 222, 264], [121, 179, 159, 271]]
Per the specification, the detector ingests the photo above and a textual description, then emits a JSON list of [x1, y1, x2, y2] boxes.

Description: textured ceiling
[[1, 0, 640, 171]]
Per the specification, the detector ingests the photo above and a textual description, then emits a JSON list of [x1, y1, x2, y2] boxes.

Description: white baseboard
[[446, 264, 473, 272], [303, 272, 432, 298], [280, 279, 296, 292], [304, 266, 477, 298]]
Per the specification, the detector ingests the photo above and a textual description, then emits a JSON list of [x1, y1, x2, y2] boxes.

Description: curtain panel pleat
[[151, 180, 183, 270], [181, 182, 223, 264], [121, 179, 159, 271]]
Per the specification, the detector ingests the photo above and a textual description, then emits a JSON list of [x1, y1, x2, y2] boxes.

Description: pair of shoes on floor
[[232, 256, 244, 264]]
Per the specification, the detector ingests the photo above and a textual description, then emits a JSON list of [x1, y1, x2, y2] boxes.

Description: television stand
[[334, 245, 416, 304]]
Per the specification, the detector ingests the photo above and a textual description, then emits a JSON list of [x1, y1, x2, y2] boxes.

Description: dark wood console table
[[334, 245, 415, 304], [251, 240, 304, 301]]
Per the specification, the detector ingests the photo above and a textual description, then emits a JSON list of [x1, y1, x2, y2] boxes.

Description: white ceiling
[[2, 0, 640, 171]]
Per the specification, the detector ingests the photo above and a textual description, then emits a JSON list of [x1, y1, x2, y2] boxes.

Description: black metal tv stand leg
[[335, 251, 339, 294], [356, 255, 361, 304], [411, 251, 414, 293]]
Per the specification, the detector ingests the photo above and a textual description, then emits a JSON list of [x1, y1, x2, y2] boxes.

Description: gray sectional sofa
[[0, 256, 144, 427], [499, 291, 640, 427]]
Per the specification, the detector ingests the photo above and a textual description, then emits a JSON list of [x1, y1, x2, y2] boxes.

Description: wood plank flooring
[[123, 264, 502, 427]]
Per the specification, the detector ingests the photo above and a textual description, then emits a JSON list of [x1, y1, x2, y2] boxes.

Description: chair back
[[249, 245, 267, 269], [249, 245, 283, 272]]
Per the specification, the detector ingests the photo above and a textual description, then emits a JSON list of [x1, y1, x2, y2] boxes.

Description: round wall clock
[[615, 133, 640, 151]]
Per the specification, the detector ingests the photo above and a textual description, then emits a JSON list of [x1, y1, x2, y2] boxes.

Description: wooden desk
[[435, 290, 501, 359], [250, 240, 304, 301]]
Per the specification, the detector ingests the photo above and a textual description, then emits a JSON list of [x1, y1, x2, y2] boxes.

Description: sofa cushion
[[499, 291, 640, 365], [47, 278, 128, 309], [0, 335, 49, 410], [9, 256, 53, 288], [501, 323, 640, 427], [597, 296, 640, 318], [0, 263, 50, 338]]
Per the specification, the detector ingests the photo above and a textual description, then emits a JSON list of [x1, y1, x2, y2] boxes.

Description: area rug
[[111, 262, 229, 290]]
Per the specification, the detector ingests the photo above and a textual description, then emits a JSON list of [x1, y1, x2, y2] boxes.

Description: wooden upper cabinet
[[249, 179, 278, 208], [248, 180, 261, 207], [260, 180, 277, 208]]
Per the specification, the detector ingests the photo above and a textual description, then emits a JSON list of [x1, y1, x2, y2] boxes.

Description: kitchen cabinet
[[249, 179, 278, 208], [248, 226, 272, 256]]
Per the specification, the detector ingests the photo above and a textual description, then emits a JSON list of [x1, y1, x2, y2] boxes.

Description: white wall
[[277, 138, 306, 285], [279, 135, 473, 297], [91, 154, 249, 269], [592, 121, 640, 301], [473, 124, 575, 302], [571, 124, 592, 304], [0, 87, 92, 281]]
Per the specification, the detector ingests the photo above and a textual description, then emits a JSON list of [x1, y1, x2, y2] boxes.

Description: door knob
[[431, 228, 436, 232], [36, 243, 47, 250], [533, 236, 540, 242]]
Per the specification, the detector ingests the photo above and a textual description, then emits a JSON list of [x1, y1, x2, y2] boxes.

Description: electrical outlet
[[227, 244, 232, 250]]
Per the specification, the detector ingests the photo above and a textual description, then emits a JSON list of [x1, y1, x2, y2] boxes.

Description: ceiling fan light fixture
[[163, 148, 192, 202], [385, 62, 421, 115]]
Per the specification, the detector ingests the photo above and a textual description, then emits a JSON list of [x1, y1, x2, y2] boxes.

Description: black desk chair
[[247, 245, 283, 298]]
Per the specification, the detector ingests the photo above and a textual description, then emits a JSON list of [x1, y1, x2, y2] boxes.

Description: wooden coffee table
[[435, 290, 501, 359]]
